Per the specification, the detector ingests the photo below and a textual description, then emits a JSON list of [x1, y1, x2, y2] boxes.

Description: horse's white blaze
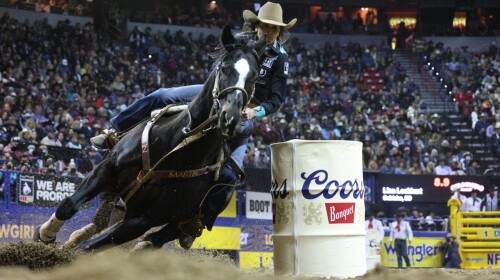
[[234, 58, 250, 99]]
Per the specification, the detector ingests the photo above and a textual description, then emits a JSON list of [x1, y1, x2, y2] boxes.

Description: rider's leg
[[111, 85, 203, 131], [91, 85, 203, 149]]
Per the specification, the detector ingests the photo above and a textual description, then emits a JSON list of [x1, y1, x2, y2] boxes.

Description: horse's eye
[[221, 65, 231, 75]]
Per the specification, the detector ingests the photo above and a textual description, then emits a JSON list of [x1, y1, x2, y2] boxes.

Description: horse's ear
[[253, 35, 267, 58], [221, 25, 235, 48]]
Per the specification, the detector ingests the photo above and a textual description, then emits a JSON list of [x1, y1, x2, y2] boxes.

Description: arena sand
[[1, 242, 499, 280]]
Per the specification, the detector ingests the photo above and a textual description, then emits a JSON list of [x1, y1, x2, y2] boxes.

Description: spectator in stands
[[395, 22, 409, 49], [464, 189, 482, 212], [489, 122, 500, 158], [61, 160, 85, 178], [424, 210, 442, 231], [379, 157, 394, 174], [481, 186, 499, 211], [474, 112, 488, 142], [409, 207, 424, 230], [439, 233, 461, 269], [467, 159, 480, 175], [435, 157, 453, 175], [40, 128, 62, 147]]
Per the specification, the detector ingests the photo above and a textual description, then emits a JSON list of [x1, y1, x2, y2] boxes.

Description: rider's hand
[[243, 107, 256, 121]]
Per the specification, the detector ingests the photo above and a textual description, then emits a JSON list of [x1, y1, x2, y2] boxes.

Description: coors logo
[[325, 203, 355, 224]]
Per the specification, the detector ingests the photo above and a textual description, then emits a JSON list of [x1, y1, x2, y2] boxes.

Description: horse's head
[[213, 26, 266, 137]]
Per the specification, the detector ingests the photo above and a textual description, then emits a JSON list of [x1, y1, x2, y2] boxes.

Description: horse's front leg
[[63, 192, 120, 249], [34, 158, 116, 244], [79, 215, 154, 252]]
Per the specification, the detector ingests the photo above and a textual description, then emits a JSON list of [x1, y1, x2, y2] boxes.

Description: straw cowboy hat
[[243, 2, 297, 30]]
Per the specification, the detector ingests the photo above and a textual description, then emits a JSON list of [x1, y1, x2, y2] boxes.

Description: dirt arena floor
[[1, 242, 499, 280]]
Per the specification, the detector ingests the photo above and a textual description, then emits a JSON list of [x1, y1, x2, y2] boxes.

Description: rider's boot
[[90, 129, 118, 150]]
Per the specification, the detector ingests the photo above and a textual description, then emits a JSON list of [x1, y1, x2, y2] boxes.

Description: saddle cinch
[[114, 104, 244, 238]]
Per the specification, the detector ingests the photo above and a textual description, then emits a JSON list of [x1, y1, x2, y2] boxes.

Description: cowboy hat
[[243, 2, 297, 30]]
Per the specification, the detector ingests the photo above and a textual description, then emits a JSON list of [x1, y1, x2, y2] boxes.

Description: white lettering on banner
[[381, 186, 423, 202], [246, 191, 273, 220], [34, 180, 76, 203], [325, 203, 355, 224], [37, 180, 53, 191], [0, 224, 35, 239]]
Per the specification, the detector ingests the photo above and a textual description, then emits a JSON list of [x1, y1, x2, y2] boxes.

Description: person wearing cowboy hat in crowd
[[464, 189, 483, 212], [481, 185, 499, 212], [439, 233, 461, 268], [88, 2, 296, 249]]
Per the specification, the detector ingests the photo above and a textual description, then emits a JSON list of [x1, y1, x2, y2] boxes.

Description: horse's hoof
[[131, 241, 153, 252], [179, 235, 195, 250], [78, 240, 92, 252], [33, 225, 55, 244], [63, 223, 97, 249]]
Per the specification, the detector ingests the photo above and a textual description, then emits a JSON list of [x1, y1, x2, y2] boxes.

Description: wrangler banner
[[381, 236, 445, 268], [17, 174, 82, 207]]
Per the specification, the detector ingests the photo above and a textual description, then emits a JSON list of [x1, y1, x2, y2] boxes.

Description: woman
[[90, 2, 296, 247]]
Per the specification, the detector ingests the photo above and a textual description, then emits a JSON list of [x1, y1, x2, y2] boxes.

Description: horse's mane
[[210, 31, 258, 62]]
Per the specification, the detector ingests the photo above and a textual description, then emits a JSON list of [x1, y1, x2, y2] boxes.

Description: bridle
[[182, 50, 257, 135]]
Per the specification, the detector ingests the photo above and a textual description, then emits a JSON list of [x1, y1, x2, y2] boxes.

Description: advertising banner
[[461, 252, 500, 269], [381, 236, 444, 267], [18, 173, 82, 207], [245, 191, 272, 220], [239, 252, 274, 269], [240, 223, 273, 252]]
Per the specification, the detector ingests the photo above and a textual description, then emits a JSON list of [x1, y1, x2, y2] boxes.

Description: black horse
[[34, 26, 266, 251]]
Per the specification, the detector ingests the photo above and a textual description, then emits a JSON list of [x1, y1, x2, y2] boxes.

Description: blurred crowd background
[[0, 1, 498, 181]]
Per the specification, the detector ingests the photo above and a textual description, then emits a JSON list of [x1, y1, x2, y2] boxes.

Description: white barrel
[[366, 229, 382, 270], [270, 140, 366, 278]]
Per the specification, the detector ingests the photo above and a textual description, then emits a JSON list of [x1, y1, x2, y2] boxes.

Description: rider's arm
[[257, 52, 287, 117]]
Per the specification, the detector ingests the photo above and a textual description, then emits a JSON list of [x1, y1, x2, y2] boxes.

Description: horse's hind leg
[[35, 158, 116, 243], [79, 216, 153, 251], [138, 222, 181, 249]]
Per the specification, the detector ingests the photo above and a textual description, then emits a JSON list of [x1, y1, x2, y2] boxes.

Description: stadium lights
[[436, 72, 439, 76], [427, 62, 431, 66], [444, 85, 447, 88]]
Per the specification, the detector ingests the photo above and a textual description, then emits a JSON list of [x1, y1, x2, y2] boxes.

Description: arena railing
[[448, 198, 500, 269]]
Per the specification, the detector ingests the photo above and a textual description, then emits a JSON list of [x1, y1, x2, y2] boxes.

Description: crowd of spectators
[[3, 1, 497, 37], [2, 0, 91, 17], [425, 38, 500, 159], [0, 10, 497, 185]]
